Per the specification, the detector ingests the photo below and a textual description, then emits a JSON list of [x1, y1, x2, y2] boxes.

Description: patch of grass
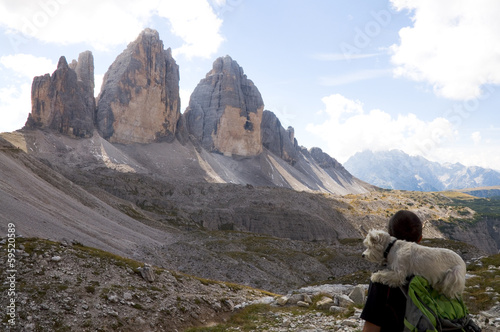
[[440, 191, 477, 200], [338, 238, 363, 246], [15, 237, 58, 254], [441, 192, 500, 220], [169, 270, 278, 298], [227, 303, 272, 329], [119, 204, 147, 220], [72, 243, 143, 270], [131, 303, 144, 310], [53, 318, 71, 332], [187, 297, 361, 332], [464, 254, 500, 313], [85, 285, 96, 294], [185, 303, 274, 331], [197, 277, 219, 287], [57, 284, 69, 291], [306, 248, 339, 263], [419, 238, 477, 253]]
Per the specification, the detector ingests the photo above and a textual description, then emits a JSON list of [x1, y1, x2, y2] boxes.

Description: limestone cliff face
[[96, 28, 180, 144], [261, 110, 298, 164], [184, 56, 264, 156], [25, 51, 95, 138]]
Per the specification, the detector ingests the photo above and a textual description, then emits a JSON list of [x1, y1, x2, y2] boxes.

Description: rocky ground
[[0, 237, 272, 332], [2, 237, 499, 332], [187, 276, 500, 332], [196, 305, 499, 332]]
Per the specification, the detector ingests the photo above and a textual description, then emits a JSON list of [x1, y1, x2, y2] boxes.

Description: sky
[[0, 0, 499, 170]]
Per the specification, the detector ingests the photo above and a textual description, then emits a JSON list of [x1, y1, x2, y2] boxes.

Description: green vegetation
[[441, 191, 500, 220], [186, 294, 362, 332], [186, 303, 272, 332], [465, 254, 500, 313], [71, 242, 145, 270], [338, 238, 363, 246], [419, 238, 479, 254]]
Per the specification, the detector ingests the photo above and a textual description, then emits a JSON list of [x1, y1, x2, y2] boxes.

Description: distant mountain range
[[344, 150, 500, 192]]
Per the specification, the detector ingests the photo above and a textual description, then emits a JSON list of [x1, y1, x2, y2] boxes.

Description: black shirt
[[361, 281, 407, 332]]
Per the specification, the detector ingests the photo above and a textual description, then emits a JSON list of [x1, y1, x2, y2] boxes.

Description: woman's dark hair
[[387, 210, 422, 242]]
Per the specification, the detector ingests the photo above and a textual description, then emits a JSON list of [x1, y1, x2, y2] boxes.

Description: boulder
[[329, 305, 348, 314], [184, 55, 264, 156], [276, 296, 289, 306], [26, 52, 95, 138], [297, 301, 310, 307], [337, 294, 355, 307], [96, 28, 180, 144], [348, 285, 365, 305], [287, 293, 304, 305], [316, 296, 334, 310], [138, 263, 155, 282]]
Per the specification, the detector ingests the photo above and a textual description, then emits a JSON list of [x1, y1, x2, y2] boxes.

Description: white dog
[[362, 229, 466, 299]]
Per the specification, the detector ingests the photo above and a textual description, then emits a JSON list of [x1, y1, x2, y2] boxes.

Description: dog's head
[[362, 229, 393, 263]]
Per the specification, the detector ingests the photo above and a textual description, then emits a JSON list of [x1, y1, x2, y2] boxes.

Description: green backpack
[[401, 275, 481, 332]]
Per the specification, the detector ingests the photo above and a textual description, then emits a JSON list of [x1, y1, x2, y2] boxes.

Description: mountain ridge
[[344, 149, 500, 191], [17, 28, 371, 196]]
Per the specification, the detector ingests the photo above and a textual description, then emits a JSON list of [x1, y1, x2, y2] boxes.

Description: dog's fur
[[362, 229, 466, 298]]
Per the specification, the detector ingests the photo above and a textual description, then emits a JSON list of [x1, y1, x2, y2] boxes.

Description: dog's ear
[[368, 229, 385, 244]]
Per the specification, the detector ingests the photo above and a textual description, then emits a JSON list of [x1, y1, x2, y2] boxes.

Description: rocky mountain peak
[[96, 28, 180, 144], [57, 55, 68, 69], [184, 55, 264, 156], [261, 110, 298, 164], [25, 51, 95, 138], [309, 147, 344, 170], [69, 50, 94, 92], [18, 28, 371, 195]]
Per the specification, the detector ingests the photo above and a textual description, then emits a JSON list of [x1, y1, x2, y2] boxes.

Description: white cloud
[[0, 0, 153, 51], [157, 0, 224, 59], [433, 145, 500, 170], [471, 131, 482, 144], [0, 54, 57, 133], [211, 0, 227, 6], [390, 0, 500, 100], [0, 83, 31, 133], [0, 54, 55, 78], [306, 94, 456, 163], [0, 0, 224, 58]]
